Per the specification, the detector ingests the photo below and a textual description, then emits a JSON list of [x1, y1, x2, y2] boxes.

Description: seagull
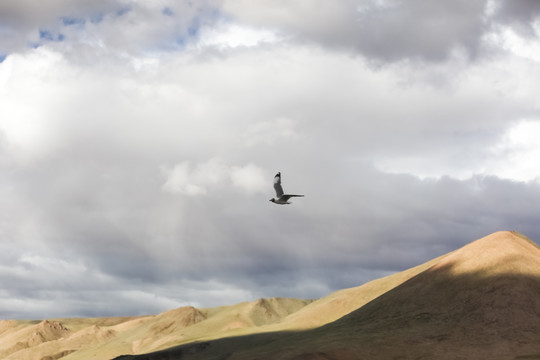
[[270, 172, 304, 205]]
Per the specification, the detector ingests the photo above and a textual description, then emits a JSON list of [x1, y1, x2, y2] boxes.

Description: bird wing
[[281, 194, 304, 201], [273, 172, 284, 197]]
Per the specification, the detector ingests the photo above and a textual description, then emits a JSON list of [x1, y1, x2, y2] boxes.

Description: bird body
[[269, 172, 304, 205]]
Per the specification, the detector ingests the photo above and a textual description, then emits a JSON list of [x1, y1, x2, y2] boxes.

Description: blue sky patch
[[116, 5, 131, 18], [38, 29, 66, 43], [62, 17, 86, 27], [174, 19, 201, 49], [188, 18, 201, 38], [39, 30, 54, 41], [176, 37, 186, 47], [90, 13, 104, 24], [162, 7, 174, 16]]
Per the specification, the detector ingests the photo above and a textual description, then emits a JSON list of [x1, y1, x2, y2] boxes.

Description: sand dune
[[3, 231, 540, 360]]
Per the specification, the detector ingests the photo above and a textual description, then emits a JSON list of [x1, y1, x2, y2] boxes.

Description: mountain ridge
[[115, 231, 540, 360], [3, 231, 540, 359]]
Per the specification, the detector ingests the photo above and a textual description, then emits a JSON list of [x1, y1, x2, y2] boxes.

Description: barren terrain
[[3, 231, 540, 360]]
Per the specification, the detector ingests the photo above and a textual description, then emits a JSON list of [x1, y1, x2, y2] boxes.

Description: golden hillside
[[4, 231, 540, 360], [115, 231, 540, 360], [0, 297, 314, 360]]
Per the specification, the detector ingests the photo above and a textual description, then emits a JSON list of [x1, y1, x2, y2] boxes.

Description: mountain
[[114, 231, 540, 360], [3, 231, 540, 360], [0, 298, 313, 360]]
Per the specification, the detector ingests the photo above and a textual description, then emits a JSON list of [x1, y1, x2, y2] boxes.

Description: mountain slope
[[119, 231, 540, 360], [301, 230, 540, 359], [0, 298, 313, 360], [4, 231, 540, 360], [275, 252, 446, 331]]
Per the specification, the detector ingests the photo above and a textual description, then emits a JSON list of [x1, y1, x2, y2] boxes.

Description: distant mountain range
[[2, 231, 540, 360]]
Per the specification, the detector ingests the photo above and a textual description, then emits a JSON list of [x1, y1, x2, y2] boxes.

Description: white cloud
[[491, 24, 540, 62], [162, 159, 266, 196], [196, 22, 280, 49], [242, 117, 299, 147], [0, 49, 69, 160], [161, 158, 228, 196], [485, 120, 540, 182], [375, 119, 540, 183], [230, 163, 266, 194]]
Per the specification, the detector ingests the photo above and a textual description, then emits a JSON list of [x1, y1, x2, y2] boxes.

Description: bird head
[[269, 198, 276, 203]]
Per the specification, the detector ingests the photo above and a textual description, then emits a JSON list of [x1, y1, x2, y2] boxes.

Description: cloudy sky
[[1, 0, 540, 319]]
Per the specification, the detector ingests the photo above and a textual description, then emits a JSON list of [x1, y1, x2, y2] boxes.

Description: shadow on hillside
[[114, 262, 540, 360], [113, 329, 301, 360]]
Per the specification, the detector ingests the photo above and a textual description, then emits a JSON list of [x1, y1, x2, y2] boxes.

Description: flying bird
[[270, 172, 304, 205]]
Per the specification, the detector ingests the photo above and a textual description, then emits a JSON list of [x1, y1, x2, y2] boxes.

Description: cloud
[[162, 159, 266, 196], [2, 0, 540, 319], [0, 0, 121, 54], [0, 0, 222, 57], [242, 118, 300, 147], [196, 22, 281, 49], [490, 0, 540, 34], [162, 158, 228, 196], [483, 120, 540, 181], [490, 24, 540, 62], [222, 0, 540, 63], [230, 164, 267, 194], [221, 0, 489, 62]]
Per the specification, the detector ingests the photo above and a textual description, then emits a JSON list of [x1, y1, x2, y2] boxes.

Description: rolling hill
[[3, 231, 540, 360]]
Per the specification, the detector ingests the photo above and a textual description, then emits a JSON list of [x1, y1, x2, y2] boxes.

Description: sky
[[1, 0, 540, 319]]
